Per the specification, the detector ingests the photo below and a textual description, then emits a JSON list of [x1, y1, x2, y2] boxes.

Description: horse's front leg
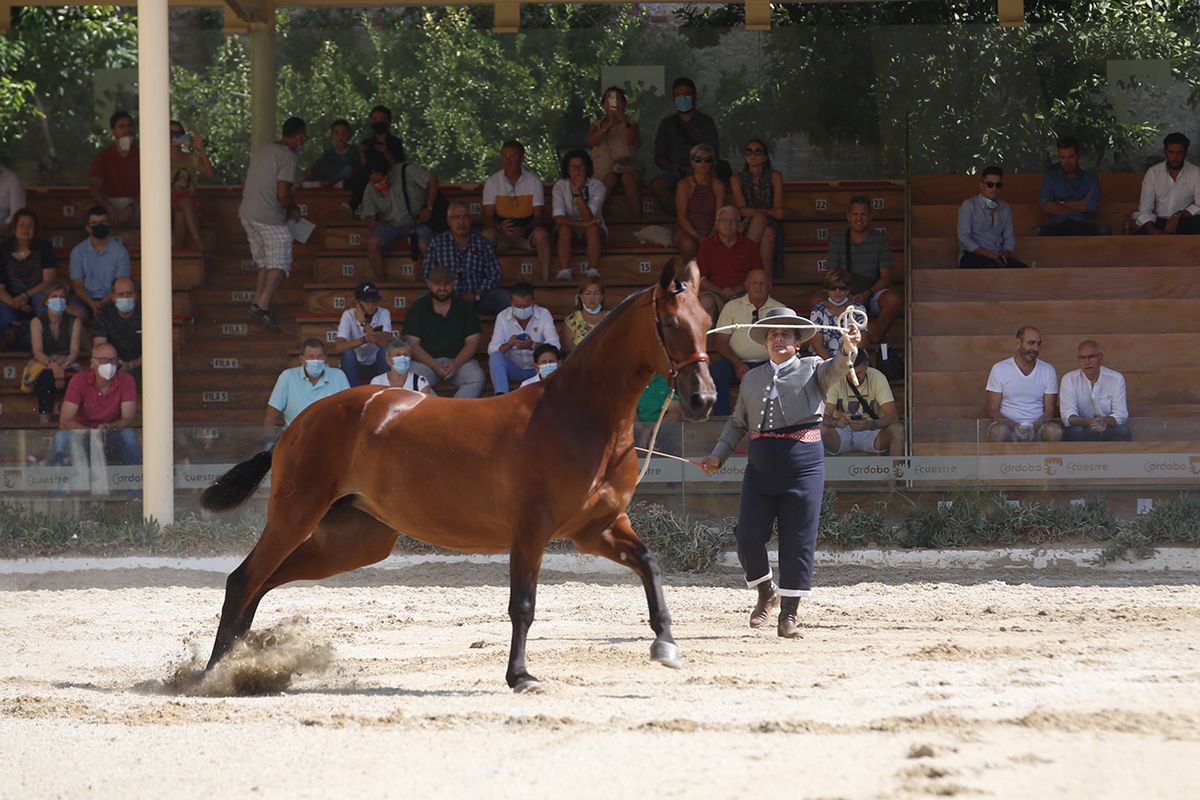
[[505, 544, 545, 693]]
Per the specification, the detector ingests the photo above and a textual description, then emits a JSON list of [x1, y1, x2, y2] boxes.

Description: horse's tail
[[200, 450, 273, 511]]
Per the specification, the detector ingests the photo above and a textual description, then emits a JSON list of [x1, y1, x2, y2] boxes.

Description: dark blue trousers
[[734, 436, 824, 597]]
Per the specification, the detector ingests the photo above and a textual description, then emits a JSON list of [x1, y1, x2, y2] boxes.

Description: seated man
[[304, 119, 359, 187], [710, 268, 783, 415], [1059, 339, 1132, 442], [370, 336, 433, 394], [958, 166, 1029, 269], [68, 207, 132, 320], [51, 342, 140, 467], [89, 110, 140, 226], [1037, 136, 1110, 236], [822, 349, 905, 457], [552, 149, 607, 282], [423, 201, 511, 316], [405, 265, 485, 398], [650, 76, 720, 216], [347, 105, 407, 211], [519, 343, 561, 388], [487, 282, 560, 394], [359, 156, 437, 278], [1135, 132, 1200, 235], [264, 338, 350, 430], [697, 205, 762, 321], [985, 325, 1063, 442], [479, 140, 552, 281], [92, 277, 141, 385], [335, 280, 392, 386], [820, 196, 902, 344]]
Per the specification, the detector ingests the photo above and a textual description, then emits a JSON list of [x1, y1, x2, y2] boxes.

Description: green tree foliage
[[0, 39, 38, 162]]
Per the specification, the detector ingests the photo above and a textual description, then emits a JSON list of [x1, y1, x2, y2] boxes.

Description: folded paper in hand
[[287, 217, 316, 244]]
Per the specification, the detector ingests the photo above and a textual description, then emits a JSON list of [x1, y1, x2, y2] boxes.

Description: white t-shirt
[[369, 370, 430, 392], [551, 177, 607, 232], [337, 307, 393, 363], [986, 357, 1058, 425]]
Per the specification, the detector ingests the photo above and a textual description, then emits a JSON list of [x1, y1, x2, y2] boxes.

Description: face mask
[[97, 363, 117, 381], [115, 297, 135, 314], [373, 180, 390, 192], [391, 355, 412, 373], [170, 133, 188, 145], [537, 362, 559, 379], [117, 135, 133, 152], [674, 95, 694, 113], [48, 298, 67, 315], [371, 122, 389, 135], [304, 359, 325, 377], [583, 303, 603, 315], [982, 197, 998, 210], [91, 223, 110, 240], [512, 305, 534, 321], [826, 295, 849, 307]]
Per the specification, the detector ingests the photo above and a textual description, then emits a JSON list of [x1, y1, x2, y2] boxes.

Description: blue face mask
[[982, 197, 998, 210], [537, 362, 559, 379], [674, 95, 695, 113], [512, 305, 534, 321], [391, 355, 412, 373], [115, 297, 135, 314], [304, 359, 325, 377], [48, 297, 68, 315]]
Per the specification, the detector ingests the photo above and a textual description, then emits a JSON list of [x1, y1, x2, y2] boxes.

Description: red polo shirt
[[63, 369, 137, 428], [91, 144, 141, 198], [697, 234, 763, 289]]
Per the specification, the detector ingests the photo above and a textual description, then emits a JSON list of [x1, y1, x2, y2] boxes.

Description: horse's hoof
[[513, 678, 543, 694], [650, 640, 683, 669]]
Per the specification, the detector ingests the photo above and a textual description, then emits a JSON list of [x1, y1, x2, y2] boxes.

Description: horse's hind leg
[[506, 543, 545, 693], [572, 512, 681, 668]]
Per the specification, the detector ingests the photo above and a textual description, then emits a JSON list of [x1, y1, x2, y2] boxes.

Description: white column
[[137, 0, 174, 524], [249, 21, 277, 151]]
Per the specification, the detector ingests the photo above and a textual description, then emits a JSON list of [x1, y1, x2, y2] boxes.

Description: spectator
[[586, 85, 642, 219], [169, 120, 215, 251], [480, 140, 553, 281], [652, 76, 721, 216], [89, 110, 140, 227], [819, 196, 902, 346], [674, 144, 726, 260], [423, 201, 511, 315], [359, 156, 437, 278], [822, 349, 905, 456], [487, 282, 561, 394], [519, 343, 561, 387], [28, 282, 82, 423], [92, 277, 141, 385], [0, 162, 26, 234], [239, 116, 307, 333], [50, 342, 140, 467], [347, 106, 408, 212], [985, 325, 1062, 442], [552, 149, 607, 281], [304, 119, 359, 187], [560, 274, 607, 354], [369, 336, 433, 394], [1036, 136, 1109, 236], [1060, 339, 1132, 441], [1135, 132, 1200, 235], [335, 280, 392, 386], [634, 373, 682, 455], [731, 138, 785, 276], [697, 204, 760, 320], [404, 265, 486, 398], [710, 268, 784, 416], [958, 166, 1029, 269], [264, 338, 350, 429], [1, 208, 58, 347], [68, 206, 131, 320], [808, 269, 866, 360]]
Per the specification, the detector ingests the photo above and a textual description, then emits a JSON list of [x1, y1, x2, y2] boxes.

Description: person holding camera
[[169, 119, 215, 251], [821, 349, 905, 456], [335, 280, 393, 386], [359, 156, 437, 279], [551, 149, 607, 282], [587, 85, 642, 219]]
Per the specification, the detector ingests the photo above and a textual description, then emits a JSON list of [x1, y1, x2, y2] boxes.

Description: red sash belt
[[750, 428, 822, 443]]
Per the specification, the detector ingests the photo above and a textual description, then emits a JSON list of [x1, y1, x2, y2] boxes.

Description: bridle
[[651, 280, 709, 389]]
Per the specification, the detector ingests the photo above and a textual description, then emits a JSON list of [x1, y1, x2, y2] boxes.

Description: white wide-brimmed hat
[[747, 306, 818, 346]]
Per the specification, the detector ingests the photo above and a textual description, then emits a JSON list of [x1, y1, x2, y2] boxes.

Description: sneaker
[[555, 268, 574, 281], [584, 267, 602, 279], [249, 304, 281, 333]]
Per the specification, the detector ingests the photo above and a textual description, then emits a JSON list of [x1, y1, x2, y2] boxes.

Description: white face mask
[[582, 303, 603, 315], [97, 363, 118, 380], [117, 135, 133, 152], [826, 295, 850, 306]]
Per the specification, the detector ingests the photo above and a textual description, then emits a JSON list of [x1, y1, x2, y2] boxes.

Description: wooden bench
[[910, 235, 1200, 269], [910, 173, 1145, 205], [909, 203, 1135, 238], [910, 266, 1200, 302]]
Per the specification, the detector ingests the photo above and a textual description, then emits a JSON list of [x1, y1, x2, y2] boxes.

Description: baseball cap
[[427, 265, 455, 284], [355, 280, 382, 301]]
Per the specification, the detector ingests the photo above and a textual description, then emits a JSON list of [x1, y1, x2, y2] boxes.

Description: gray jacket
[[712, 352, 852, 463]]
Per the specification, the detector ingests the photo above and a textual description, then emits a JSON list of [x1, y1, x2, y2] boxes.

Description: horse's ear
[[683, 259, 701, 292], [658, 257, 679, 291]]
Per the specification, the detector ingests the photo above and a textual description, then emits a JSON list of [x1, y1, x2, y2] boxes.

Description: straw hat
[[747, 306, 818, 346]]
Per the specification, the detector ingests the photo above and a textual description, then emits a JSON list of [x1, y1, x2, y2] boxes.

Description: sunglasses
[[692, 156, 713, 164], [744, 148, 765, 155], [827, 285, 849, 291], [984, 180, 1003, 188]]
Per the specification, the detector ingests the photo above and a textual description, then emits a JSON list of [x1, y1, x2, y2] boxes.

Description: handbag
[[20, 359, 45, 393]]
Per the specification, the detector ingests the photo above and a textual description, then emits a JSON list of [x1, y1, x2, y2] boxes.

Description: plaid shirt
[[424, 231, 502, 296]]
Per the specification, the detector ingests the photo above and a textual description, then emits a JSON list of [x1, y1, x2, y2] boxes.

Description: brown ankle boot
[[777, 596, 800, 638], [749, 581, 778, 628]]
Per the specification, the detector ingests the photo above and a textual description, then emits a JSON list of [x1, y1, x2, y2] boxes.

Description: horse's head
[[653, 258, 716, 420]]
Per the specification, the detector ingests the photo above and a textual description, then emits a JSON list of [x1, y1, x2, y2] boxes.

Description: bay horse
[[200, 258, 716, 692]]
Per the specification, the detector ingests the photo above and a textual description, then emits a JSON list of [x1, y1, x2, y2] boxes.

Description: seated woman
[[586, 86, 642, 219], [519, 343, 561, 387], [730, 139, 785, 277], [560, 275, 607, 354], [28, 282, 82, 423], [807, 269, 866, 360], [552, 150, 607, 281], [673, 143, 725, 260], [369, 336, 433, 394], [169, 121, 215, 251], [0, 208, 58, 349]]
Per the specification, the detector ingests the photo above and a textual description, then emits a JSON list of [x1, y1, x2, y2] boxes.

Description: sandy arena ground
[[1, 561, 1198, 799]]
